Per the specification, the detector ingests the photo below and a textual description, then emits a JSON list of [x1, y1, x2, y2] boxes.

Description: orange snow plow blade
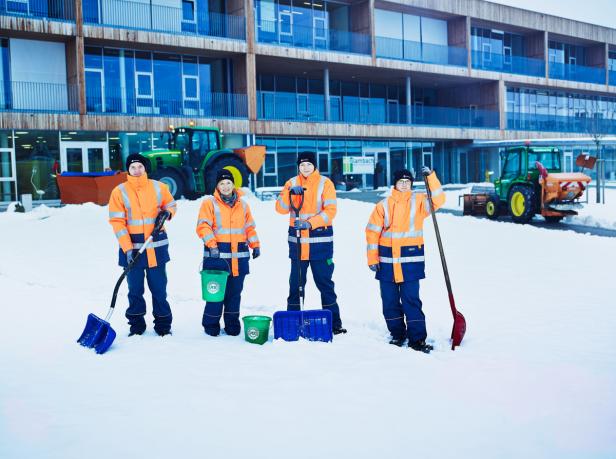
[[234, 145, 266, 174]]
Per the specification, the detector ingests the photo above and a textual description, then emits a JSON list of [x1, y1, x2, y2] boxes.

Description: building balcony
[[507, 112, 616, 133], [256, 20, 370, 55], [257, 91, 499, 129], [376, 37, 467, 67], [471, 50, 545, 77], [0, 0, 74, 21], [548, 61, 606, 85], [83, 0, 246, 40], [0, 81, 78, 113], [86, 89, 248, 118]]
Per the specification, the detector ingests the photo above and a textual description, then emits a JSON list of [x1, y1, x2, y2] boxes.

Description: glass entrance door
[[363, 148, 389, 189], [60, 141, 109, 173], [0, 147, 16, 201]]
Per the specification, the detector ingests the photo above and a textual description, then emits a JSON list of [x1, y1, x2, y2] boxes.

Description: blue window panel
[[85, 71, 103, 112], [137, 75, 152, 96], [185, 78, 197, 98]]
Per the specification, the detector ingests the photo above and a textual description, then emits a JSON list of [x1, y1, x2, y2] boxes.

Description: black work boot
[[389, 337, 406, 347], [155, 328, 172, 337], [333, 327, 347, 335], [128, 321, 146, 337], [409, 340, 434, 354]]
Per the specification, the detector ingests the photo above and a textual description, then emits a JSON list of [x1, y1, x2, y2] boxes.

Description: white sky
[[487, 0, 616, 29]]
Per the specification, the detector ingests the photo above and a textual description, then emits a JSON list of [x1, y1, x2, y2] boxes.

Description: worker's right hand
[[369, 264, 379, 272], [209, 247, 220, 258], [289, 186, 304, 195], [127, 249, 136, 265]]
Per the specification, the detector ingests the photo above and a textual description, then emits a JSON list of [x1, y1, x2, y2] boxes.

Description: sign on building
[[343, 156, 375, 174]]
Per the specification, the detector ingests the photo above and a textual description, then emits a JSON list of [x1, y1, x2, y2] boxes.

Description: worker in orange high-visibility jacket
[[275, 152, 346, 334], [365, 167, 445, 353], [108, 153, 177, 337], [196, 169, 260, 337]]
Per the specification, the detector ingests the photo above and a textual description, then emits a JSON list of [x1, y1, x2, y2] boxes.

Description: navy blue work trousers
[[202, 274, 246, 336], [125, 265, 172, 334], [379, 279, 426, 343], [287, 259, 342, 329]]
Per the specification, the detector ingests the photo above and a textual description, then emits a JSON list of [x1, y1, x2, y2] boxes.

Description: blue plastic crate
[[273, 310, 333, 342]]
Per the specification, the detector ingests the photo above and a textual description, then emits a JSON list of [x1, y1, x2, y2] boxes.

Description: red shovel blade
[[451, 311, 466, 350]]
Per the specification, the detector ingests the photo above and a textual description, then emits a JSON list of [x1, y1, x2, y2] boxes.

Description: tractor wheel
[[485, 195, 500, 220], [152, 168, 185, 199], [544, 216, 564, 224], [205, 155, 249, 195], [508, 185, 535, 224]]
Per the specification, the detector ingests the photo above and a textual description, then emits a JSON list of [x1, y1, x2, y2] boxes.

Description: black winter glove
[[155, 210, 171, 228], [127, 249, 137, 265], [369, 264, 379, 272], [209, 247, 220, 258], [252, 247, 260, 259], [290, 186, 304, 195]]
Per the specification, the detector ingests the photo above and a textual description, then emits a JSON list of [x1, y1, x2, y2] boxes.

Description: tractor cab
[[171, 127, 221, 171], [495, 146, 561, 202]]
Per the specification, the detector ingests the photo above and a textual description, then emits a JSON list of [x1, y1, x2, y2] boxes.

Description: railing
[[471, 50, 545, 77], [548, 61, 606, 85], [376, 36, 467, 67], [0, 0, 75, 21], [0, 81, 78, 112], [86, 87, 248, 118], [257, 91, 499, 129], [256, 19, 371, 55], [609, 70, 616, 86], [507, 112, 616, 133], [84, 0, 245, 40]]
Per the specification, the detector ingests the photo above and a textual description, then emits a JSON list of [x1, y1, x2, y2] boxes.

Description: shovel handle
[[423, 175, 458, 316]]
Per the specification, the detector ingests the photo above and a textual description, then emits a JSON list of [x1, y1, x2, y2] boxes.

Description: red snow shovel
[[423, 175, 466, 350], [77, 214, 168, 354]]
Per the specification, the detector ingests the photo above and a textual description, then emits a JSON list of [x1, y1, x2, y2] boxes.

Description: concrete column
[[405, 75, 412, 125], [245, 0, 255, 54], [369, 0, 376, 63], [66, 0, 86, 116], [498, 79, 506, 131], [605, 43, 609, 89], [245, 54, 257, 122], [324, 68, 330, 121], [466, 16, 471, 74], [544, 31, 549, 79]]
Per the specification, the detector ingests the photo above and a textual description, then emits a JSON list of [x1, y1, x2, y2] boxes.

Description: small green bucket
[[201, 269, 229, 302], [242, 315, 272, 345]]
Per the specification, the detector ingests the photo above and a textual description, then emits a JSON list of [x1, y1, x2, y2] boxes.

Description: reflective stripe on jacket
[[275, 170, 336, 260], [365, 171, 445, 283], [196, 189, 259, 277], [108, 173, 177, 269]]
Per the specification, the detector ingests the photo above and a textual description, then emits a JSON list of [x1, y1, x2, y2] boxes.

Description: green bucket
[[242, 315, 272, 345], [201, 269, 229, 302]]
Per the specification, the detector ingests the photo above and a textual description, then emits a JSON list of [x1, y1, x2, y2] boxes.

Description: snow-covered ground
[[1, 192, 615, 458]]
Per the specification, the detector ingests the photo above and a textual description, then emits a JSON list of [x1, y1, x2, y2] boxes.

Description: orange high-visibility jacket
[[108, 173, 177, 269], [196, 189, 260, 277], [365, 172, 445, 283], [275, 170, 337, 261]]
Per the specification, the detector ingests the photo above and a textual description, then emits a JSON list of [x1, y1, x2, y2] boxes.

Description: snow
[[1, 191, 615, 458]]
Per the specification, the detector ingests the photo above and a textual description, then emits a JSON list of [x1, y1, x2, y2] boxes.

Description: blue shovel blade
[[77, 313, 116, 354]]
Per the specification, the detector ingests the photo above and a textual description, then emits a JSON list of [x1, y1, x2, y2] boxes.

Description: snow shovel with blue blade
[[273, 188, 333, 342], [77, 214, 168, 354]]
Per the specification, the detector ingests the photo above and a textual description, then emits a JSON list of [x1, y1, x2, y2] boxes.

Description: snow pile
[[0, 194, 615, 458]]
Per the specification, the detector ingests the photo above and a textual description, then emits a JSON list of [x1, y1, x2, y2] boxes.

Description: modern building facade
[[1, 0, 615, 203]]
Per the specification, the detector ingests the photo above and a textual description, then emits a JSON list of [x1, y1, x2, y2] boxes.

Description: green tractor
[[470, 145, 592, 224], [143, 126, 265, 199]]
